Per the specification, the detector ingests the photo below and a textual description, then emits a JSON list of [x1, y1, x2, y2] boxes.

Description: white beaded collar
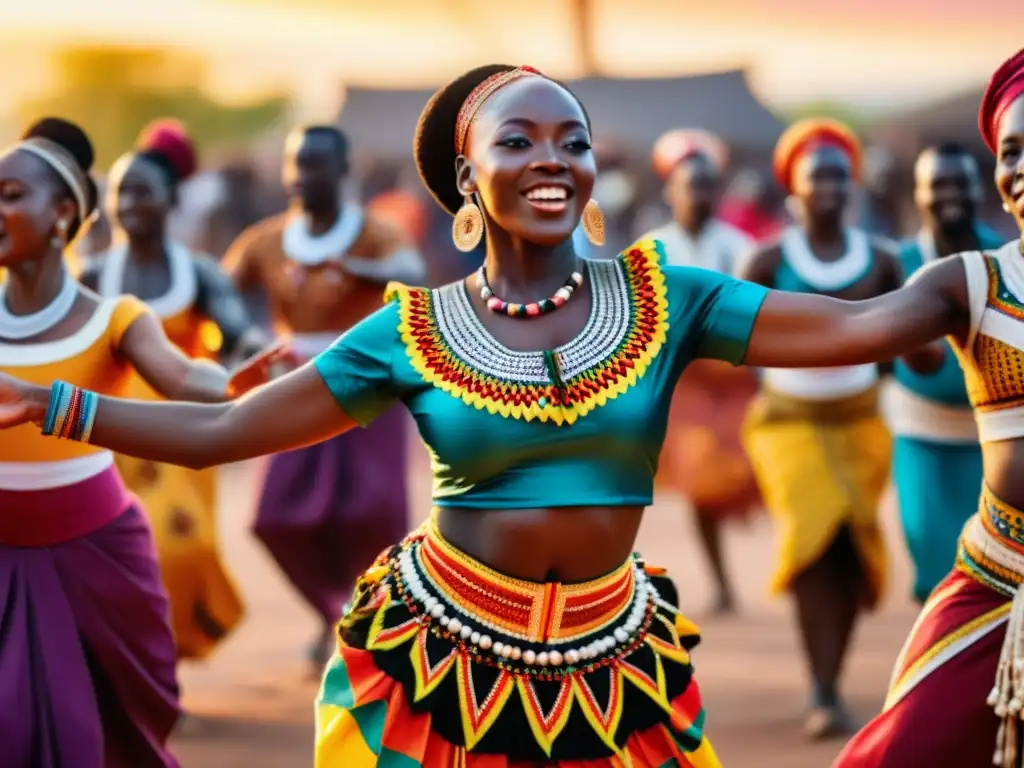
[[281, 206, 364, 266], [98, 241, 197, 319], [0, 270, 78, 340], [781, 225, 871, 292]]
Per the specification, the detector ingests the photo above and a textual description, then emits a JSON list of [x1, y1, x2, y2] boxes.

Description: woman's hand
[[0, 373, 48, 429], [226, 341, 298, 397]]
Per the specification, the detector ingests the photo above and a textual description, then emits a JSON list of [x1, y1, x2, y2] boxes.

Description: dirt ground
[[171, 451, 920, 768]]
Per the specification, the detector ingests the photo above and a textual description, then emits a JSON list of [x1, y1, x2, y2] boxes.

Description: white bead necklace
[[0, 271, 78, 340]]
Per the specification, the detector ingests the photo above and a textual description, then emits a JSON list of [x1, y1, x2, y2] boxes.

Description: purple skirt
[[0, 468, 180, 768], [253, 405, 410, 623]]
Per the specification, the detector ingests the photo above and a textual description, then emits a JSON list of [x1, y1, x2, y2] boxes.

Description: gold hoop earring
[[452, 196, 484, 252], [582, 199, 605, 246]]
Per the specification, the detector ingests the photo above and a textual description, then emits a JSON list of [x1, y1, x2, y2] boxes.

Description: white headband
[[10, 138, 89, 220]]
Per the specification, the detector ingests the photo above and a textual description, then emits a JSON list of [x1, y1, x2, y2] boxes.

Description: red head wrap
[[651, 129, 728, 180], [772, 118, 861, 193], [979, 48, 1024, 155], [136, 118, 198, 183]]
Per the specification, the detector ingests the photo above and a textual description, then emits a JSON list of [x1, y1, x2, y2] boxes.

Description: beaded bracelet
[[41, 380, 99, 443]]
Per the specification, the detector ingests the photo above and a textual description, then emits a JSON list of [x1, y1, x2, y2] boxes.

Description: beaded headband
[[454, 66, 542, 156], [7, 138, 90, 220]]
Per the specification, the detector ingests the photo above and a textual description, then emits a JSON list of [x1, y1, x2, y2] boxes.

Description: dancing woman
[[739, 118, 901, 738], [889, 141, 1005, 604], [82, 120, 259, 662], [0, 118, 273, 767], [223, 125, 423, 669], [832, 48, 1024, 768], [0, 65, 1001, 765], [643, 132, 760, 614]]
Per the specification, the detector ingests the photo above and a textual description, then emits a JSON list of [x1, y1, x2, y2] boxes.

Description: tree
[[18, 46, 290, 169]]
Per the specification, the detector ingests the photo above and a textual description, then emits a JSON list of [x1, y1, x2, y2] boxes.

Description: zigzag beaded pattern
[[384, 241, 670, 425], [960, 257, 1024, 413]]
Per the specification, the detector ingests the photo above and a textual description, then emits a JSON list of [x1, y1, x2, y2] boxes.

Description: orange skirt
[[657, 360, 761, 518], [315, 520, 721, 767]]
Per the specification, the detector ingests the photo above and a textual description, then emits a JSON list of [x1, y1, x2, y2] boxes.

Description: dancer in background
[[0, 117, 274, 767], [223, 124, 424, 669], [888, 141, 1005, 604], [834, 50, 1024, 766], [644, 131, 760, 613], [81, 120, 263, 664], [740, 118, 901, 738]]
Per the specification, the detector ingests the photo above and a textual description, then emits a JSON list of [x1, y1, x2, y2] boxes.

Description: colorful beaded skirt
[[315, 520, 721, 767]]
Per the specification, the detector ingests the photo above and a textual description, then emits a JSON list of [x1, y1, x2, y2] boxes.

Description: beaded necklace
[[477, 264, 584, 318]]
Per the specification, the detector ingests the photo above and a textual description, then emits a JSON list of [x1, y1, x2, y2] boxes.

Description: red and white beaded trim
[[454, 66, 542, 155], [394, 544, 656, 671]]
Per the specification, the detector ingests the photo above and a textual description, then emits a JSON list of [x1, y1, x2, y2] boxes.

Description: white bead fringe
[[988, 587, 1024, 767]]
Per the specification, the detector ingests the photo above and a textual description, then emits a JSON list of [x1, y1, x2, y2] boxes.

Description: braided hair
[[414, 65, 591, 216]]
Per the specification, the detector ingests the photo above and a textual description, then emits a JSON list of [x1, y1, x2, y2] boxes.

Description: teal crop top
[[313, 240, 769, 509]]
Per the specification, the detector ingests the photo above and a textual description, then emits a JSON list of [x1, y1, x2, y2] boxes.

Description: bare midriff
[[435, 505, 646, 583]]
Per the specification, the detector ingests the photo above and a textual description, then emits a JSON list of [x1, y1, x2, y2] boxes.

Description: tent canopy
[[339, 69, 785, 159]]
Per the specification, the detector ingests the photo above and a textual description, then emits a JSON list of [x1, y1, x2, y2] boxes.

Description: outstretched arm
[[743, 254, 968, 368], [13, 363, 354, 470], [0, 300, 401, 470]]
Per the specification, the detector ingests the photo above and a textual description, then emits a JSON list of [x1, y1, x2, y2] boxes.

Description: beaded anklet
[[41, 380, 99, 443]]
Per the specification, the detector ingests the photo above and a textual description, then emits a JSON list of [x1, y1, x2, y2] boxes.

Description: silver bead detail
[[536, 651, 550, 667], [479, 635, 493, 650], [548, 650, 563, 667], [523, 649, 536, 665]]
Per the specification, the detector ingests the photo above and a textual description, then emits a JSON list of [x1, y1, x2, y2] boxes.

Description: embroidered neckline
[[387, 239, 669, 426], [986, 243, 1024, 321]]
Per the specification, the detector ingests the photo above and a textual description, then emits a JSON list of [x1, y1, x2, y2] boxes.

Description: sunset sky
[[0, 0, 1019, 118]]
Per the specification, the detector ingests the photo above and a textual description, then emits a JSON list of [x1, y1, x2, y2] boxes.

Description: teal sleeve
[[312, 302, 402, 427], [663, 265, 769, 365]]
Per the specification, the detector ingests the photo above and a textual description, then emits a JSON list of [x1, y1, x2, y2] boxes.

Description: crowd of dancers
[[0, 43, 1022, 768]]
